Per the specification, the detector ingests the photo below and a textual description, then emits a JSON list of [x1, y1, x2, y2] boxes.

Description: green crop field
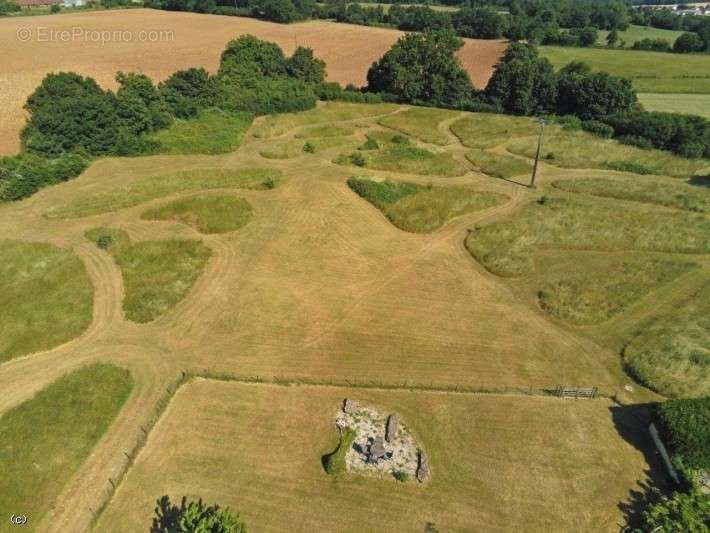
[[638, 93, 710, 118], [540, 46, 710, 94], [597, 24, 685, 48]]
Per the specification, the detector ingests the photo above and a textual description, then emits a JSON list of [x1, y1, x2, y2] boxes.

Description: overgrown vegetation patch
[[295, 124, 354, 139], [553, 177, 710, 213], [0, 241, 93, 363], [0, 363, 132, 529], [87, 228, 211, 323], [537, 255, 697, 325], [323, 428, 357, 476], [141, 195, 254, 234], [48, 168, 281, 219], [450, 114, 542, 149], [466, 149, 533, 179], [624, 282, 710, 398], [508, 131, 709, 178], [378, 107, 460, 146], [348, 177, 507, 232], [338, 142, 466, 177], [466, 195, 710, 277], [149, 109, 253, 155]]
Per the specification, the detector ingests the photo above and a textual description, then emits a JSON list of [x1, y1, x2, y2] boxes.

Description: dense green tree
[[0, 153, 88, 202], [452, 7, 506, 39], [640, 490, 710, 533], [388, 5, 452, 32], [22, 72, 120, 156], [218, 35, 288, 81], [485, 43, 557, 115], [159, 67, 218, 118], [285, 46, 326, 84], [556, 64, 637, 120], [116, 72, 173, 132], [152, 496, 246, 533], [366, 30, 475, 107], [0, 0, 20, 14], [674, 32, 705, 53], [606, 29, 619, 47]]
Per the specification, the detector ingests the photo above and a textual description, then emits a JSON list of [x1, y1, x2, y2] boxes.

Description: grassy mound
[[150, 109, 253, 155], [141, 195, 253, 234], [378, 107, 460, 145], [86, 228, 211, 323], [450, 113, 542, 149], [537, 256, 697, 325], [323, 428, 357, 475], [553, 177, 710, 213], [48, 168, 280, 219], [338, 143, 466, 177], [0, 241, 93, 363], [348, 177, 507, 233], [624, 282, 710, 398], [508, 131, 709, 178], [466, 195, 710, 277], [466, 149, 533, 179], [250, 102, 398, 139], [0, 363, 132, 529]]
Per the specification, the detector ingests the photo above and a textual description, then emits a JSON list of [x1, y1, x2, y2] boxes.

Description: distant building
[[62, 0, 86, 6]]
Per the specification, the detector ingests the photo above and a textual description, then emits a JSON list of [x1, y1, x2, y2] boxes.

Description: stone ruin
[[335, 399, 429, 482]]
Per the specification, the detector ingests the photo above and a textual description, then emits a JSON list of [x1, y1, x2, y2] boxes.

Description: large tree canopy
[[366, 30, 475, 107]]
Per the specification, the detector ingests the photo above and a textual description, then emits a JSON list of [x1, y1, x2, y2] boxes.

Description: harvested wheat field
[[3, 102, 704, 532], [0, 9, 506, 155]]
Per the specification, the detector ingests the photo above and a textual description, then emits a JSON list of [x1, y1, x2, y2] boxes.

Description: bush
[[360, 138, 379, 151], [262, 177, 276, 189], [151, 495, 246, 533], [606, 161, 654, 175], [323, 428, 356, 475], [655, 397, 710, 473], [350, 152, 366, 167], [50, 3, 60, 12], [582, 120, 614, 138], [639, 489, 710, 533], [393, 470, 411, 482], [302, 142, 315, 153], [632, 38, 672, 52], [674, 32, 705, 53], [0, 152, 89, 202]]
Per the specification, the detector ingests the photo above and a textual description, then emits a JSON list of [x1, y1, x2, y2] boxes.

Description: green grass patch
[[597, 25, 684, 48], [86, 228, 211, 323], [141, 195, 253, 234], [47, 168, 281, 219], [539, 46, 710, 94], [259, 140, 305, 159], [294, 124, 354, 139], [0, 241, 92, 363], [150, 109, 253, 155], [466, 149, 533, 179], [0, 363, 132, 530], [508, 130, 709, 178], [553, 177, 710, 213], [537, 255, 697, 325], [638, 93, 710, 119], [378, 107, 460, 146], [624, 282, 710, 399], [348, 177, 508, 232], [323, 427, 357, 475], [466, 195, 710, 277], [338, 144, 466, 177], [249, 102, 398, 139], [450, 113, 543, 149]]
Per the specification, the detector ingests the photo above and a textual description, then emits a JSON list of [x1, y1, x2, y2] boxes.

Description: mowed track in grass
[[0, 102, 686, 531], [0, 9, 505, 155], [97, 379, 654, 533]]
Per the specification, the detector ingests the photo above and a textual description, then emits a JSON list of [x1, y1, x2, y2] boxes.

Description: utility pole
[[530, 118, 546, 188]]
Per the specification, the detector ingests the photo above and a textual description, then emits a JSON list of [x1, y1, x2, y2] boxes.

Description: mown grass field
[[0, 363, 132, 533], [97, 380, 652, 533], [539, 45, 710, 94], [597, 24, 685, 48], [378, 107, 461, 145], [2, 101, 706, 531], [86, 228, 211, 323], [141, 195, 254, 234], [0, 241, 93, 363], [638, 93, 710, 119]]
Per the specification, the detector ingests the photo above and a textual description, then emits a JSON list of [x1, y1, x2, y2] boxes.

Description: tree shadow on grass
[[609, 403, 674, 531], [687, 174, 710, 188], [150, 495, 185, 533]]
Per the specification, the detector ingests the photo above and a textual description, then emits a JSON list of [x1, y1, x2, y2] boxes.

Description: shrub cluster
[[7, 36, 330, 202], [655, 397, 710, 474]]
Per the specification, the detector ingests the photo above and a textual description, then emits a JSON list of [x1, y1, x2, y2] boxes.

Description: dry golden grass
[[97, 379, 654, 533], [0, 104, 676, 532], [0, 9, 505, 155]]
